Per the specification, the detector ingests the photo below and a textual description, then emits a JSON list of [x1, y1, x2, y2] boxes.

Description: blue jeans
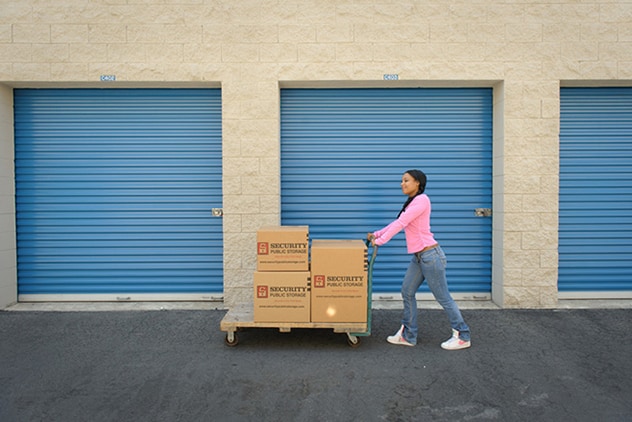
[[400, 246, 470, 345]]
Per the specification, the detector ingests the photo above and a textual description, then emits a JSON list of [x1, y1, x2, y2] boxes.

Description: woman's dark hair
[[397, 169, 427, 218]]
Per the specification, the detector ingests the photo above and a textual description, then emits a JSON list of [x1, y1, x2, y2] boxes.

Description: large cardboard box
[[254, 271, 311, 322], [256, 226, 309, 271], [310, 239, 368, 323]]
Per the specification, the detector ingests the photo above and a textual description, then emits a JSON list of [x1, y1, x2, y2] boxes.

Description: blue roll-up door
[[281, 88, 492, 294], [14, 89, 223, 298], [559, 87, 632, 295]]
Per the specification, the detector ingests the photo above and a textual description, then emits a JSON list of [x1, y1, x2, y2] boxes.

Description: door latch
[[474, 208, 492, 217], [211, 208, 223, 217]]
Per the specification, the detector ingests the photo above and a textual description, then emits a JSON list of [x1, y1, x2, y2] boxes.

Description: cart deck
[[220, 304, 368, 346]]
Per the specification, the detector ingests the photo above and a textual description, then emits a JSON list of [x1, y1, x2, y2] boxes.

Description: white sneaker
[[387, 325, 414, 347], [441, 329, 471, 350]]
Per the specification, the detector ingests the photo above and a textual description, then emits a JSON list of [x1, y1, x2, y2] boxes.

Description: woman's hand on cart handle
[[367, 232, 376, 247]]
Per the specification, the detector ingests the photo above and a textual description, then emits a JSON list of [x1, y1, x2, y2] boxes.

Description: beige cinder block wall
[[0, 85, 16, 309], [1, 1, 631, 308]]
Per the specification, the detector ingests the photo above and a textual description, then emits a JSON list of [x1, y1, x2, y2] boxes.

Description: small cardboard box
[[310, 239, 368, 323], [254, 271, 311, 322], [256, 226, 309, 271]]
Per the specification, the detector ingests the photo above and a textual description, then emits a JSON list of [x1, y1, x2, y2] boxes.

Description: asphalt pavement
[[0, 307, 631, 422]]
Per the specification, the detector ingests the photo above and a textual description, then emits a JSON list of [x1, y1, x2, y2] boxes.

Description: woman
[[368, 169, 471, 350]]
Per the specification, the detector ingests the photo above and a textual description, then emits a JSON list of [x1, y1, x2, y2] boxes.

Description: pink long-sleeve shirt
[[372, 194, 437, 254]]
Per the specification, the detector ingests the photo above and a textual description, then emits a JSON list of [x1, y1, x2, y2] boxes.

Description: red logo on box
[[257, 285, 268, 298], [257, 242, 269, 255], [314, 275, 326, 288]]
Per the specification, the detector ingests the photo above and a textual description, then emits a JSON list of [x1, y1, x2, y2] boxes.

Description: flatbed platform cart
[[220, 242, 377, 347]]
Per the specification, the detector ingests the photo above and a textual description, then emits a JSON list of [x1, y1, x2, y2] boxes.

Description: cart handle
[[365, 239, 378, 266], [350, 240, 378, 339]]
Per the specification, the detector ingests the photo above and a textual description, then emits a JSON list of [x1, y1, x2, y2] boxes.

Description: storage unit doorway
[[280, 88, 493, 297], [14, 88, 223, 301], [559, 87, 632, 298]]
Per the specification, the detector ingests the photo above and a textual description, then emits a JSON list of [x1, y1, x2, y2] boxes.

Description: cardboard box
[[256, 226, 309, 271], [310, 239, 368, 323], [254, 271, 311, 322]]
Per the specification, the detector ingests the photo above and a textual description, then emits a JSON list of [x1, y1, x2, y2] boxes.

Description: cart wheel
[[347, 334, 361, 348], [225, 332, 239, 347]]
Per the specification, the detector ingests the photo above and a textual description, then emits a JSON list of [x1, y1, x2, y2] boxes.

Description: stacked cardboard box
[[256, 226, 309, 272], [254, 226, 310, 322], [253, 271, 311, 323], [310, 239, 368, 323]]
